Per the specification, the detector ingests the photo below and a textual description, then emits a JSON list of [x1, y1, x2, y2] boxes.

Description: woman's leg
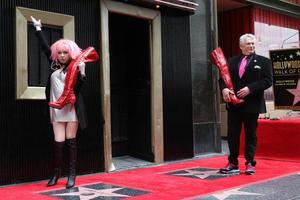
[[65, 122, 79, 188], [65, 122, 79, 139], [53, 122, 67, 142], [47, 122, 67, 186]]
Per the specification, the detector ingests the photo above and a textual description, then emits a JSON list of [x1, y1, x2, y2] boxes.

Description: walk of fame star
[[40, 183, 149, 200], [211, 187, 262, 200], [287, 79, 300, 105], [53, 186, 131, 199], [171, 169, 219, 179], [166, 168, 238, 180]]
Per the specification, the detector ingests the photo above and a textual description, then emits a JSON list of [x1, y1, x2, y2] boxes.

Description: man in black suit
[[219, 33, 273, 175]]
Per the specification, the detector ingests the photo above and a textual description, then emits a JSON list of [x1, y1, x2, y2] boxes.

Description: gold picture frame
[[15, 7, 74, 99]]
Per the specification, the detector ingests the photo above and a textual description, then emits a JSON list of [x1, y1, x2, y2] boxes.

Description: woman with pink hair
[[50, 39, 82, 63], [31, 16, 99, 189]]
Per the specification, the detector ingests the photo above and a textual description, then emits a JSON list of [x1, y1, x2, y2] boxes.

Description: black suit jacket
[[219, 53, 273, 114]]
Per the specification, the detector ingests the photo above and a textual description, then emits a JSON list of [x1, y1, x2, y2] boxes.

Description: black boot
[[47, 141, 65, 187], [66, 138, 77, 189]]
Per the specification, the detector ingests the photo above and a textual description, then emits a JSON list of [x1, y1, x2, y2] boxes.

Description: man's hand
[[222, 88, 234, 103], [30, 16, 42, 31], [237, 87, 250, 98]]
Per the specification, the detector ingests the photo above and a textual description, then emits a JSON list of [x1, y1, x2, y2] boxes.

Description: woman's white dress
[[49, 68, 78, 122]]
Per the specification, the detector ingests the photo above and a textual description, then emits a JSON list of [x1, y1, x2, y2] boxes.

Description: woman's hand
[[30, 16, 42, 31]]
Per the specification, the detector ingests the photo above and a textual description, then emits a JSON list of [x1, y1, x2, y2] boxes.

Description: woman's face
[[57, 45, 71, 64]]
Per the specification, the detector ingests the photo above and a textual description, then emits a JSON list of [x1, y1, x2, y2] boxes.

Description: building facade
[[0, 0, 299, 186], [0, 0, 220, 185]]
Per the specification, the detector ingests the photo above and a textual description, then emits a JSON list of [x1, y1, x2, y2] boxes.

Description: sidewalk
[[1, 148, 300, 200]]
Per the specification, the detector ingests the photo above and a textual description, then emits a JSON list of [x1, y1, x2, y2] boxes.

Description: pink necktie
[[239, 56, 247, 78]]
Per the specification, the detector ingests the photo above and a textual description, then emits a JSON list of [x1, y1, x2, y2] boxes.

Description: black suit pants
[[227, 110, 259, 165]]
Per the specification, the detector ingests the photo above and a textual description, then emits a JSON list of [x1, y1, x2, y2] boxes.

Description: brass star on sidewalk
[[52, 186, 130, 200], [212, 187, 262, 200], [172, 169, 219, 179]]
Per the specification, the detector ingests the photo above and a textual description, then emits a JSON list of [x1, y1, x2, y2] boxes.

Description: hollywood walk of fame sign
[[269, 48, 300, 109]]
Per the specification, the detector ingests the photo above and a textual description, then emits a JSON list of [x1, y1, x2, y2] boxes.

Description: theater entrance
[[100, 0, 164, 171], [109, 12, 153, 168]]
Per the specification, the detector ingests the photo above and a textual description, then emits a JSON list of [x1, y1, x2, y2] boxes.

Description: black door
[[109, 13, 153, 161]]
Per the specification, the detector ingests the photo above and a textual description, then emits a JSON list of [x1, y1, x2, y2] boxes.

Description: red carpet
[[240, 119, 300, 162], [1, 156, 300, 200]]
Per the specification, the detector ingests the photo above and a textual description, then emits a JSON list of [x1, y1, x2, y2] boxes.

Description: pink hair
[[50, 39, 82, 61]]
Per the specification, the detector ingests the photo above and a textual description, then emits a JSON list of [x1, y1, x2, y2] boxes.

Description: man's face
[[240, 37, 255, 55]]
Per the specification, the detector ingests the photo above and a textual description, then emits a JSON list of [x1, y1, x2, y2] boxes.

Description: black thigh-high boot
[[47, 141, 65, 186], [66, 138, 77, 189]]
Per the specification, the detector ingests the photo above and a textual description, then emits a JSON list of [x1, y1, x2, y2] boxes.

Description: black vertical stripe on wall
[[0, 0, 103, 185], [161, 9, 194, 161]]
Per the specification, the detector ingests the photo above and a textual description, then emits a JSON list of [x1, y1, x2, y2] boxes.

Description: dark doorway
[[109, 13, 153, 162]]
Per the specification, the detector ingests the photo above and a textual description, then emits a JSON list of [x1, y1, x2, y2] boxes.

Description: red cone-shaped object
[[211, 47, 243, 105], [48, 47, 99, 109]]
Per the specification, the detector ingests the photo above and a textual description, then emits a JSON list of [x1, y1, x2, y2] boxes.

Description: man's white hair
[[239, 33, 256, 45]]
